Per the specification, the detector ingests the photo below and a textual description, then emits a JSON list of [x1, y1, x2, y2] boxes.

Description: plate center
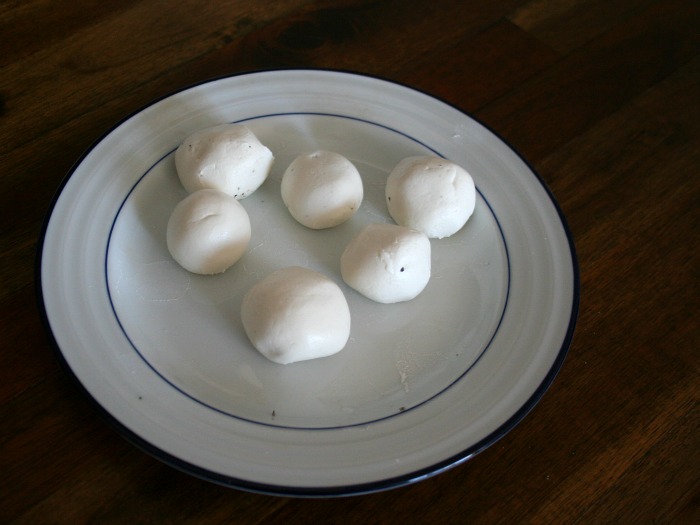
[[106, 114, 509, 429]]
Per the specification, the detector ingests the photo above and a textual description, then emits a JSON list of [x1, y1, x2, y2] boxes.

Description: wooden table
[[2, 1, 698, 523]]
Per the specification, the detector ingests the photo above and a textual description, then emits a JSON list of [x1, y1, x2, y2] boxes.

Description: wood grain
[[1, 0, 698, 523]]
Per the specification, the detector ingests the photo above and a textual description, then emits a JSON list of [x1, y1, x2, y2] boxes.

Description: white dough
[[385, 156, 476, 239], [175, 123, 274, 199], [166, 189, 251, 275], [281, 150, 363, 229], [241, 267, 351, 365], [340, 223, 431, 304]]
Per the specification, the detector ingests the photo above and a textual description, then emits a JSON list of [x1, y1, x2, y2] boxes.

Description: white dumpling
[[166, 189, 251, 275], [175, 123, 274, 199], [340, 223, 431, 304], [385, 156, 475, 239], [241, 266, 351, 365], [281, 151, 363, 229]]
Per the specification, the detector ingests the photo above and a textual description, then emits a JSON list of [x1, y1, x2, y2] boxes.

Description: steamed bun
[[340, 223, 431, 304], [385, 156, 475, 238], [166, 189, 251, 275], [281, 151, 363, 229], [241, 267, 351, 365], [175, 123, 274, 199]]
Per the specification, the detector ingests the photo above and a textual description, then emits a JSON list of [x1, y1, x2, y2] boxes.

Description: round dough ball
[[241, 266, 351, 365], [340, 223, 431, 304], [281, 150, 363, 229], [166, 189, 251, 275], [175, 123, 274, 199], [385, 156, 475, 239]]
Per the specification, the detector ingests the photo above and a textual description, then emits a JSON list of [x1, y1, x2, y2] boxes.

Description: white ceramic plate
[[38, 70, 578, 496]]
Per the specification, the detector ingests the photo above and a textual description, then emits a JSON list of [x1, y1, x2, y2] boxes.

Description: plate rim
[[35, 67, 580, 497]]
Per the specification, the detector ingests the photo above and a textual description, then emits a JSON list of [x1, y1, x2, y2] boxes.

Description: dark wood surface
[[2, 1, 699, 523]]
